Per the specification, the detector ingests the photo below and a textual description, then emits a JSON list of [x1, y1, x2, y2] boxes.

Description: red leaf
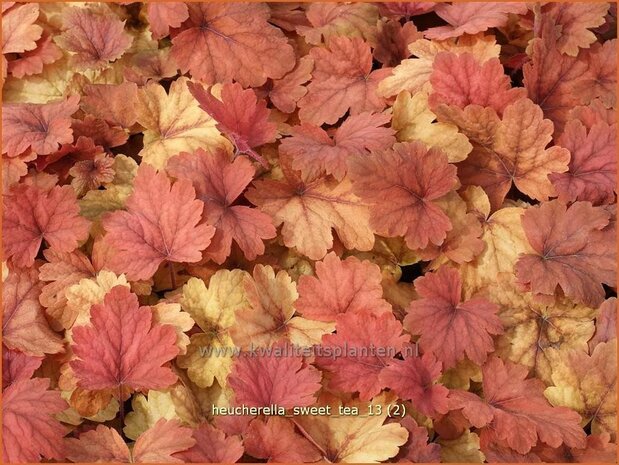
[[3, 378, 67, 463], [187, 82, 277, 166], [3, 267, 63, 356], [244, 417, 321, 463], [395, 416, 441, 463], [550, 120, 616, 205], [102, 164, 215, 281], [515, 200, 616, 307], [348, 141, 457, 250], [425, 3, 528, 39], [523, 18, 590, 135], [3, 183, 90, 268], [168, 149, 276, 263], [296, 252, 392, 322], [429, 53, 526, 116], [404, 267, 503, 368], [71, 285, 179, 399], [449, 356, 586, 454], [228, 344, 322, 408], [72, 116, 129, 150], [283, 112, 396, 180], [380, 350, 449, 418], [590, 297, 617, 351], [374, 20, 422, 67], [173, 423, 244, 463], [2, 95, 79, 157], [170, 3, 294, 86], [378, 3, 436, 18], [55, 7, 132, 69], [317, 311, 409, 400], [2, 346, 43, 389], [35, 136, 105, 181], [298, 37, 391, 125]]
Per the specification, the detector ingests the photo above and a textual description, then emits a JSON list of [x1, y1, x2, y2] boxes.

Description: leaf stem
[[290, 418, 330, 462], [168, 261, 177, 289], [118, 385, 126, 439]]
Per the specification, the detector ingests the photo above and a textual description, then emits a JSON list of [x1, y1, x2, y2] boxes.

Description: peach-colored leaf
[[582, 40, 617, 108], [8, 33, 62, 78], [135, 77, 230, 170], [348, 141, 457, 250], [429, 52, 526, 116], [246, 156, 374, 261], [449, 357, 587, 454], [81, 82, 139, 129], [55, 7, 132, 70], [297, 3, 379, 45], [132, 419, 195, 463], [2, 3, 42, 55], [3, 267, 63, 357], [523, 18, 590, 134], [170, 3, 294, 86], [425, 3, 528, 40], [545, 3, 609, 56], [38, 249, 97, 329], [244, 417, 321, 463], [146, 2, 189, 40], [268, 56, 313, 114], [230, 265, 331, 349], [65, 425, 130, 462], [296, 252, 392, 322], [298, 37, 391, 125], [66, 419, 194, 463], [458, 98, 570, 210], [2, 346, 42, 389]]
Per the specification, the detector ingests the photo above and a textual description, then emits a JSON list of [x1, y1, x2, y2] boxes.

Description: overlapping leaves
[[1, 2, 616, 464]]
